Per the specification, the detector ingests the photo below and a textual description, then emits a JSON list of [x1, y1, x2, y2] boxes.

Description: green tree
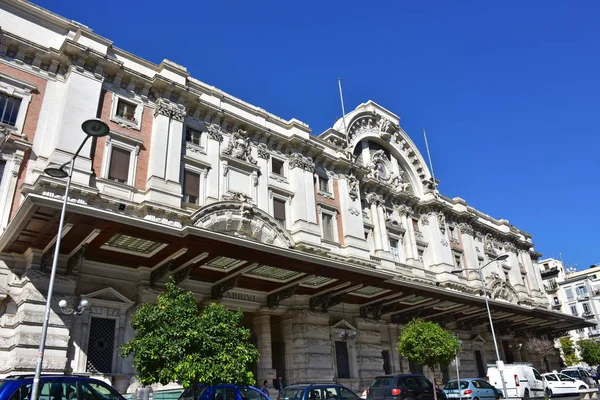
[[121, 279, 259, 397], [578, 339, 600, 366], [397, 319, 461, 400], [559, 337, 580, 366]]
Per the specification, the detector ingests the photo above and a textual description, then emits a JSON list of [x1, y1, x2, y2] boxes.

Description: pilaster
[[254, 312, 276, 382], [288, 153, 320, 245], [353, 318, 384, 388], [337, 176, 369, 258]]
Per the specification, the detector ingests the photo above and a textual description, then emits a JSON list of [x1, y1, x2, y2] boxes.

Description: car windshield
[[279, 388, 304, 400], [179, 386, 208, 400], [444, 381, 469, 390], [562, 371, 578, 378], [371, 378, 392, 387]]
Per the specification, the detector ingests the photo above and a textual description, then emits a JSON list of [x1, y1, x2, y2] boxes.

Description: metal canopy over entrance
[[3, 194, 592, 338]]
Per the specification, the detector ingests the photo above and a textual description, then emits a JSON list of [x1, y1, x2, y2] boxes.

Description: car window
[[532, 369, 542, 381], [562, 371, 577, 378], [321, 388, 338, 400], [180, 386, 208, 400], [79, 382, 122, 400], [416, 377, 433, 390], [239, 388, 263, 400], [213, 388, 237, 400], [582, 371, 590, 378], [558, 374, 574, 382], [444, 381, 468, 390], [472, 381, 482, 389], [371, 378, 391, 387], [338, 387, 357, 400], [477, 381, 494, 390], [279, 389, 304, 400], [402, 378, 420, 390], [544, 375, 558, 382], [9, 383, 32, 400]]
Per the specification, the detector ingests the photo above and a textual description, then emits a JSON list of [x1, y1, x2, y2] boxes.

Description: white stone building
[[538, 259, 600, 343], [0, 0, 591, 393]]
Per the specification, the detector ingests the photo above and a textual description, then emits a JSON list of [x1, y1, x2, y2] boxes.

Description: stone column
[[254, 313, 276, 383], [366, 193, 383, 251], [354, 318, 385, 389], [145, 98, 186, 207], [256, 144, 270, 211], [204, 120, 224, 202], [337, 175, 370, 259], [458, 223, 478, 270], [288, 153, 321, 245], [398, 205, 416, 261], [387, 324, 401, 373], [377, 205, 390, 252], [281, 310, 334, 384]]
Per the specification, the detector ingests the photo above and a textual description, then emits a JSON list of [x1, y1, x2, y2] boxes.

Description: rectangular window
[[183, 170, 200, 204], [382, 350, 391, 375], [185, 127, 202, 146], [116, 99, 137, 121], [504, 271, 510, 282], [571, 305, 578, 316], [583, 303, 590, 314], [108, 147, 130, 183], [272, 159, 284, 175], [273, 198, 286, 226], [577, 286, 587, 295], [412, 218, 420, 233], [390, 239, 400, 261], [319, 176, 330, 193], [335, 341, 350, 379], [418, 249, 424, 263], [454, 254, 462, 269], [322, 213, 334, 241], [0, 93, 21, 127], [474, 350, 485, 378], [87, 317, 116, 373], [553, 297, 559, 305], [566, 287, 574, 299], [0, 160, 6, 185], [544, 263, 549, 270], [449, 226, 457, 239]]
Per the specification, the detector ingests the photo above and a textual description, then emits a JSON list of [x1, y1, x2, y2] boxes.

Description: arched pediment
[[334, 101, 434, 197], [488, 278, 520, 304], [190, 195, 295, 248]]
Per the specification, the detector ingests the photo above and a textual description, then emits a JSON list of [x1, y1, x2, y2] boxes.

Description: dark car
[[178, 384, 272, 400], [278, 383, 362, 400], [0, 374, 125, 400], [366, 374, 447, 400]]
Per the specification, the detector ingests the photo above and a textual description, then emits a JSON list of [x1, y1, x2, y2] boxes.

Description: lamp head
[[496, 254, 509, 261], [81, 118, 109, 137], [44, 166, 69, 179], [58, 299, 67, 308], [79, 299, 89, 309]]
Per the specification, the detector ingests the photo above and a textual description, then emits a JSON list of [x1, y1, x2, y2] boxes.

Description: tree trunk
[[193, 380, 198, 400], [430, 366, 438, 400]]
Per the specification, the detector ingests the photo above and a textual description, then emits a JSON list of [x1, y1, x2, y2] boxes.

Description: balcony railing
[[551, 302, 562, 310], [578, 293, 590, 301], [545, 282, 559, 293], [582, 312, 595, 320], [589, 329, 600, 337]]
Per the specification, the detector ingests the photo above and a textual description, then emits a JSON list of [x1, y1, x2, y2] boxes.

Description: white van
[[486, 363, 545, 400]]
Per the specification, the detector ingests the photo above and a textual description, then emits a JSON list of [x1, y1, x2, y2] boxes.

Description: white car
[[542, 372, 589, 397]]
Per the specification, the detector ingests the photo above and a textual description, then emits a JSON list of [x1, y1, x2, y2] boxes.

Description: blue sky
[[35, 0, 599, 269]]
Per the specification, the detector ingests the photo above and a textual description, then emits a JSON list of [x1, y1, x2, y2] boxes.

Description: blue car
[[178, 384, 272, 400], [443, 379, 501, 400], [0, 374, 125, 400]]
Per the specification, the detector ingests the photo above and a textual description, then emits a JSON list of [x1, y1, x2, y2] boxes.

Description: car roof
[[284, 384, 344, 389], [446, 378, 481, 382], [374, 374, 425, 379]]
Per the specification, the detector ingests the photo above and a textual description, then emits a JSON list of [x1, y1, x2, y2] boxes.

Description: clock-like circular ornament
[[376, 161, 390, 181]]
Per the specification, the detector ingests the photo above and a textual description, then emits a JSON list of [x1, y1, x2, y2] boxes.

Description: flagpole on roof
[[338, 78, 349, 147], [423, 128, 437, 190]]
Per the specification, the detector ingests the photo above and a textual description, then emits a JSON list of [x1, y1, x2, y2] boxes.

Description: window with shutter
[[0, 93, 21, 127], [108, 147, 130, 184], [273, 199, 286, 226], [322, 214, 334, 241], [183, 170, 200, 204]]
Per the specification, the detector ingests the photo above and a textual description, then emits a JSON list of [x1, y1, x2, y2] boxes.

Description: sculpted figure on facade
[[207, 123, 223, 143], [222, 129, 257, 165], [347, 175, 359, 201], [257, 143, 270, 160], [437, 213, 446, 234], [366, 150, 390, 181]]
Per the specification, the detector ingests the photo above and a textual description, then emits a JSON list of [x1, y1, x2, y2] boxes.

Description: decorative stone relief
[[257, 143, 270, 159], [437, 213, 446, 234], [365, 192, 384, 206], [348, 207, 360, 216], [207, 123, 223, 142], [289, 153, 315, 172], [458, 223, 474, 236], [420, 214, 429, 226], [347, 174, 359, 201], [222, 129, 257, 165], [154, 98, 186, 122], [396, 204, 411, 216]]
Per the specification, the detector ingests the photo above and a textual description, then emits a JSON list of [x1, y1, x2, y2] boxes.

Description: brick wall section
[[0, 64, 48, 219], [93, 90, 153, 191], [314, 179, 345, 246]]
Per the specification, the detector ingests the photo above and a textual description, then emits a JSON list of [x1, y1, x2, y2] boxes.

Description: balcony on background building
[[582, 312, 595, 320], [589, 329, 600, 338], [541, 267, 560, 279], [578, 293, 590, 301], [545, 281, 559, 293], [551, 301, 562, 310]]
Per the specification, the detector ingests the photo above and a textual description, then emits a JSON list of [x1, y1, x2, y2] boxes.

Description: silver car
[[443, 379, 501, 400]]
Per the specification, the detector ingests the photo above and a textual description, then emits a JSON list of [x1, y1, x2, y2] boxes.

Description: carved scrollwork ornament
[[395, 204, 411, 216], [365, 192, 384, 206], [257, 143, 270, 159], [458, 223, 474, 236], [154, 98, 186, 122], [420, 214, 430, 226], [207, 123, 223, 142], [222, 129, 257, 165], [347, 175, 359, 201], [289, 152, 315, 172]]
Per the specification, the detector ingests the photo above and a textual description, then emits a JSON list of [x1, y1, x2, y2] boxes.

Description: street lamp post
[[452, 253, 510, 399], [30, 119, 109, 400]]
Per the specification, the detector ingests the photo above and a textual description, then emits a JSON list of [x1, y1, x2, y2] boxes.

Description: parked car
[[542, 372, 588, 397], [0, 374, 125, 400], [179, 384, 272, 400], [486, 364, 544, 400], [366, 374, 447, 400], [443, 379, 501, 400], [277, 383, 362, 400], [560, 368, 596, 388]]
